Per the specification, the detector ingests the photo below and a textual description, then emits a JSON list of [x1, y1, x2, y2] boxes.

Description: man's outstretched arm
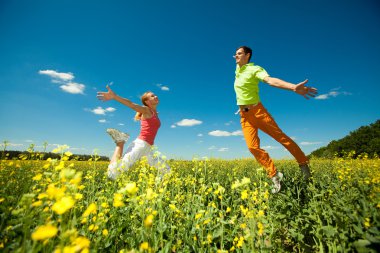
[[263, 77, 318, 99]]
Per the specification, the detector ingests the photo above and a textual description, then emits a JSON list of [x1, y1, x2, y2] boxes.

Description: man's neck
[[238, 62, 250, 68]]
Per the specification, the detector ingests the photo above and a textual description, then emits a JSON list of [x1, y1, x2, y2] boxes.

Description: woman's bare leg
[[110, 142, 125, 164]]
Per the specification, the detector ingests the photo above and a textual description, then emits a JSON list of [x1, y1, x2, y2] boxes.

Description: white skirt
[[107, 138, 170, 180]]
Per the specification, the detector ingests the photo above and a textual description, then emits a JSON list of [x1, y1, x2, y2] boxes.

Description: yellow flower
[[207, 234, 212, 244], [32, 224, 58, 241], [64, 151, 73, 157], [257, 222, 264, 236], [195, 213, 203, 219], [240, 223, 246, 229], [241, 190, 248, 200], [82, 203, 97, 217], [54, 246, 76, 253], [46, 184, 65, 200], [203, 219, 211, 225], [55, 161, 65, 171], [52, 196, 75, 215], [231, 177, 250, 189], [236, 236, 244, 248], [75, 193, 83, 200], [146, 188, 156, 200], [257, 210, 265, 217], [241, 177, 251, 184], [70, 175, 82, 186], [32, 174, 43, 181], [32, 200, 43, 207], [226, 207, 231, 213], [144, 214, 154, 227], [113, 193, 124, 207], [0, 198, 5, 203], [364, 218, 371, 228], [73, 236, 90, 251], [263, 190, 269, 200], [59, 168, 76, 181], [240, 205, 248, 216], [38, 193, 48, 200], [102, 229, 109, 236], [88, 224, 99, 231], [125, 182, 138, 195], [140, 242, 149, 250]]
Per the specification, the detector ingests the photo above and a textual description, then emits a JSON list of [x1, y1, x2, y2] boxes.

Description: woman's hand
[[97, 85, 116, 101]]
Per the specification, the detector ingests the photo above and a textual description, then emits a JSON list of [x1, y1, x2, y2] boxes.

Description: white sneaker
[[106, 128, 130, 144], [271, 172, 283, 194]]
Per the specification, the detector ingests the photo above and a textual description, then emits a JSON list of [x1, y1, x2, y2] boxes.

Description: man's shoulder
[[244, 63, 266, 73]]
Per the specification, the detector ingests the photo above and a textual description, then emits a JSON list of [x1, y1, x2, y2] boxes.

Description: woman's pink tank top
[[138, 110, 161, 145]]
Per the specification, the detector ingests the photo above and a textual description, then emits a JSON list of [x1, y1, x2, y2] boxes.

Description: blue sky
[[1, 0, 379, 160]]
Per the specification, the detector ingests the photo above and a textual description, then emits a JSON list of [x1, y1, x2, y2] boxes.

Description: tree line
[[310, 119, 380, 158], [1, 150, 109, 161]]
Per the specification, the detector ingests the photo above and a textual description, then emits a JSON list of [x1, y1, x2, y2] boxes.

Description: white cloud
[[171, 124, 177, 128], [225, 121, 234, 126], [91, 107, 107, 115], [300, 141, 323, 146], [118, 123, 125, 126], [208, 130, 243, 137], [157, 83, 170, 91], [315, 94, 328, 100], [197, 133, 203, 137], [208, 146, 229, 152], [262, 145, 279, 150], [175, 119, 202, 127], [90, 106, 116, 115], [60, 82, 85, 94], [99, 119, 107, 123], [39, 69, 85, 95], [315, 88, 352, 100], [39, 70, 74, 81], [106, 107, 116, 112], [0, 142, 24, 147]]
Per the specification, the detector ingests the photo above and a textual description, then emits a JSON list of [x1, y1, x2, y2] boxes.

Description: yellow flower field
[[0, 150, 379, 252]]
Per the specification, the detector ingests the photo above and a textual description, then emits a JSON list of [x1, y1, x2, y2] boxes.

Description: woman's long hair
[[134, 91, 152, 121]]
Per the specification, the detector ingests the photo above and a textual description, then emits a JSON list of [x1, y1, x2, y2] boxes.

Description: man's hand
[[97, 85, 116, 101], [294, 80, 318, 99]]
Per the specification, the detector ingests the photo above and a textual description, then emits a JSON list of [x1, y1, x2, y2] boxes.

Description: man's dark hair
[[237, 46, 252, 62]]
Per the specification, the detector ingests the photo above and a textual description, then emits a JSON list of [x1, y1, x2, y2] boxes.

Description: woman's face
[[145, 92, 159, 106]]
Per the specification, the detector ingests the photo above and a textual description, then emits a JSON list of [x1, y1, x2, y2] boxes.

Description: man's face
[[234, 48, 250, 66]]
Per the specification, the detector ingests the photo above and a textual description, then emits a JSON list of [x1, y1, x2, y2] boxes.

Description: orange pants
[[240, 103, 308, 178]]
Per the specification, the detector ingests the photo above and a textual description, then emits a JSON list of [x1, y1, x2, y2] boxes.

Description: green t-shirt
[[234, 63, 269, 105]]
